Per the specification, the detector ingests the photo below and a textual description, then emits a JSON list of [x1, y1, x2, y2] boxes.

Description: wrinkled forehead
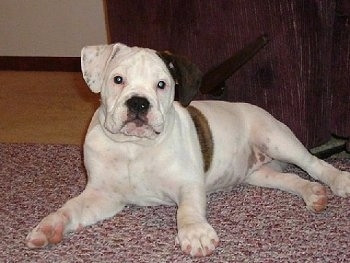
[[107, 46, 170, 77]]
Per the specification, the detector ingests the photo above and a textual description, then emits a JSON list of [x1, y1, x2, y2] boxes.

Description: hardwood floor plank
[[0, 71, 99, 144]]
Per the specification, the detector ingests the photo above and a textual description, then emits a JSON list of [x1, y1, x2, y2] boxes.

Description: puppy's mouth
[[119, 122, 160, 139], [109, 113, 160, 138], [125, 113, 149, 128]]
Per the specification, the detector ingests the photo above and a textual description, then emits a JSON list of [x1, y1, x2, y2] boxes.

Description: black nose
[[126, 96, 150, 114]]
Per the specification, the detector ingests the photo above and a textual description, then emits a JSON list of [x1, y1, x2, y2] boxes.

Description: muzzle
[[125, 96, 150, 127]]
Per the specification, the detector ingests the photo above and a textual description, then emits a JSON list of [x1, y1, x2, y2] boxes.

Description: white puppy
[[26, 43, 350, 257]]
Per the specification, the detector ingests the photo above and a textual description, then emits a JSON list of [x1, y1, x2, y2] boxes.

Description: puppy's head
[[81, 43, 202, 141]]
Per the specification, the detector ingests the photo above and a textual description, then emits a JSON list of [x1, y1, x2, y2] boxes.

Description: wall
[[0, 0, 108, 57]]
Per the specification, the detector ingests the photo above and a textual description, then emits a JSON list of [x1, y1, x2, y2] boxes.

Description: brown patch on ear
[[187, 105, 213, 172], [157, 51, 202, 106]]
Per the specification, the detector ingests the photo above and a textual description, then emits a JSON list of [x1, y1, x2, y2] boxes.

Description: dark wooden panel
[[330, 13, 350, 138], [0, 56, 81, 72]]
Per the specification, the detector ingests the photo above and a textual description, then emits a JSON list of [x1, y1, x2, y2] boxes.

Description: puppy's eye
[[114, 76, 123, 84], [157, 81, 166, 89]]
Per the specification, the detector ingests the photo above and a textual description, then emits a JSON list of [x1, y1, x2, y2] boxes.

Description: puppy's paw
[[176, 222, 219, 257], [330, 171, 350, 198], [303, 182, 328, 212], [26, 212, 70, 248]]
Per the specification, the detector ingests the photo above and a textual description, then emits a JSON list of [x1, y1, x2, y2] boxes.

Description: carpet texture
[[1, 143, 350, 262]]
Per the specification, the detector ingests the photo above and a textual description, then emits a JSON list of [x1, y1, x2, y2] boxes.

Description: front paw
[[176, 222, 219, 257], [26, 212, 70, 248], [330, 171, 350, 197]]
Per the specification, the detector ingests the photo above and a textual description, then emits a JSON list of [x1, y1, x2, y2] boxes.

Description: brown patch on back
[[187, 106, 213, 172]]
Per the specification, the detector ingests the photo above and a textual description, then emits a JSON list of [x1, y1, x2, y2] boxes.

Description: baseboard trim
[[0, 56, 81, 72]]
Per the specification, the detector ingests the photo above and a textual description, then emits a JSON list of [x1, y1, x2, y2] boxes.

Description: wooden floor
[[0, 71, 99, 145]]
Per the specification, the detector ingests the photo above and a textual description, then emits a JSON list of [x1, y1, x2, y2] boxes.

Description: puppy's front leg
[[176, 185, 219, 257], [26, 186, 124, 248]]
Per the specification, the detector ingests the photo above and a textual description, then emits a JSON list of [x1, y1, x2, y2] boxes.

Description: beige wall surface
[[0, 0, 108, 57]]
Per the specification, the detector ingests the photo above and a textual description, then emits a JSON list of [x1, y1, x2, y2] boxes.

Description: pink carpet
[[1, 143, 350, 262]]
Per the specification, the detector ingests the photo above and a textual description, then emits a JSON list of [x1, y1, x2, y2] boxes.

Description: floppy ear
[[157, 51, 202, 107], [81, 43, 126, 93]]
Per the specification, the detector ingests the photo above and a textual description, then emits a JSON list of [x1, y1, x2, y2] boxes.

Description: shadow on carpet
[[1, 143, 350, 262]]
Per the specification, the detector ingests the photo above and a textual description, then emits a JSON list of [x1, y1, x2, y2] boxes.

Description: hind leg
[[251, 114, 350, 197], [245, 165, 328, 212]]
